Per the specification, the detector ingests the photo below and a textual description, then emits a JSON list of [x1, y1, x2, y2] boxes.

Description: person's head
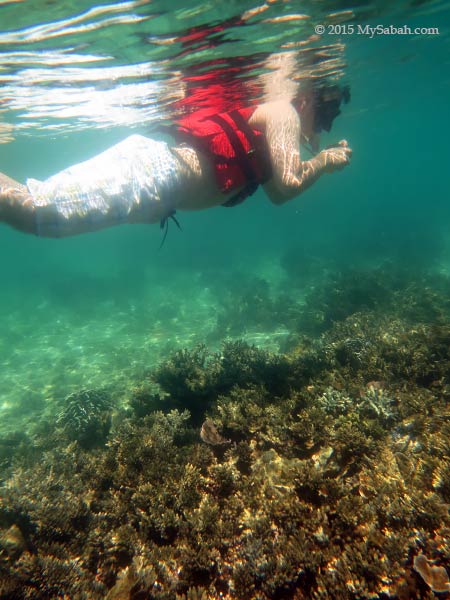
[[312, 83, 350, 133], [292, 82, 350, 150]]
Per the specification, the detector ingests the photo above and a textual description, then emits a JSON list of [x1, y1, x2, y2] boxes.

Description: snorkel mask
[[313, 84, 350, 133]]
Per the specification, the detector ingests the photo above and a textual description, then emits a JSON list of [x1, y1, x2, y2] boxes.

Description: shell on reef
[[105, 567, 136, 600], [413, 553, 450, 593], [200, 418, 230, 445], [0, 524, 27, 559], [105, 557, 157, 600]]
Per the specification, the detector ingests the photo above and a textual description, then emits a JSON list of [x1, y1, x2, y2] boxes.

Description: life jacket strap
[[206, 112, 259, 185], [206, 110, 270, 208]]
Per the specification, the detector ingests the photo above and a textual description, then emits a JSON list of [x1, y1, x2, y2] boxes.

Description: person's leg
[[1, 136, 175, 238], [0, 172, 37, 234]]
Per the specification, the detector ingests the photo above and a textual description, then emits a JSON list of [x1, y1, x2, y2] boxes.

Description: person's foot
[[0, 172, 36, 233], [0, 172, 33, 204]]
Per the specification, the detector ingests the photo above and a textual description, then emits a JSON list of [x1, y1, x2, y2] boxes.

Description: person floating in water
[[0, 84, 351, 238]]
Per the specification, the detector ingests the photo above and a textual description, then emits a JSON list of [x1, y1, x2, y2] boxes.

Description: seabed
[[0, 261, 449, 599]]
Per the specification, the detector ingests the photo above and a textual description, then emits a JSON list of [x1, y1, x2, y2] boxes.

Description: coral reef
[[0, 266, 450, 598], [215, 276, 278, 337], [56, 388, 115, 448], [148, 340, 293, 424]]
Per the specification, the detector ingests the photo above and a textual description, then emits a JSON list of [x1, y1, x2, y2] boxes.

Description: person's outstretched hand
[[320, 140, 352, 173]]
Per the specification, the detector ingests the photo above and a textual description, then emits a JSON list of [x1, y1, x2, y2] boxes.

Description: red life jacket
[[176, 106, 271, 206]]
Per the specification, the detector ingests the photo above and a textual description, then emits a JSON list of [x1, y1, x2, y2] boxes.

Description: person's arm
[[249, 101, 351, 205]]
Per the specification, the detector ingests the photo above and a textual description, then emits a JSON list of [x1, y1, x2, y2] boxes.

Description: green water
[[0, 1, 449, 434], [1, 3, 450, 598]]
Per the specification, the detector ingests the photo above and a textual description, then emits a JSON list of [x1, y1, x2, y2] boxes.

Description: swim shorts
[[27, 135, 183, 237]]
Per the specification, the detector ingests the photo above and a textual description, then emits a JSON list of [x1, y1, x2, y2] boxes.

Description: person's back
[[0, 87, 351, 238]]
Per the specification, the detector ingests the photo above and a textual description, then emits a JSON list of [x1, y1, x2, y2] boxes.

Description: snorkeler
[[0, 84, 352, 238]]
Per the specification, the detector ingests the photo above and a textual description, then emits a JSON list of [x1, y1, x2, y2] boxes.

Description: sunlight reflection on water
[[0, 0, 448, 140]]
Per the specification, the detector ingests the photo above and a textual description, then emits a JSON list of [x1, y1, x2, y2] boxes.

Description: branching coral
[[56, 388, 114, 448], [1, 266, 450, 598]]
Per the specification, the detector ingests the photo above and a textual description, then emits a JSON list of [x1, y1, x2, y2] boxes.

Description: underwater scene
[[0, 0, 450, 598]]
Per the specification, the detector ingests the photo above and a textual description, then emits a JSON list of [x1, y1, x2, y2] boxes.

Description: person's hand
[[320, 140, 352, 173]]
